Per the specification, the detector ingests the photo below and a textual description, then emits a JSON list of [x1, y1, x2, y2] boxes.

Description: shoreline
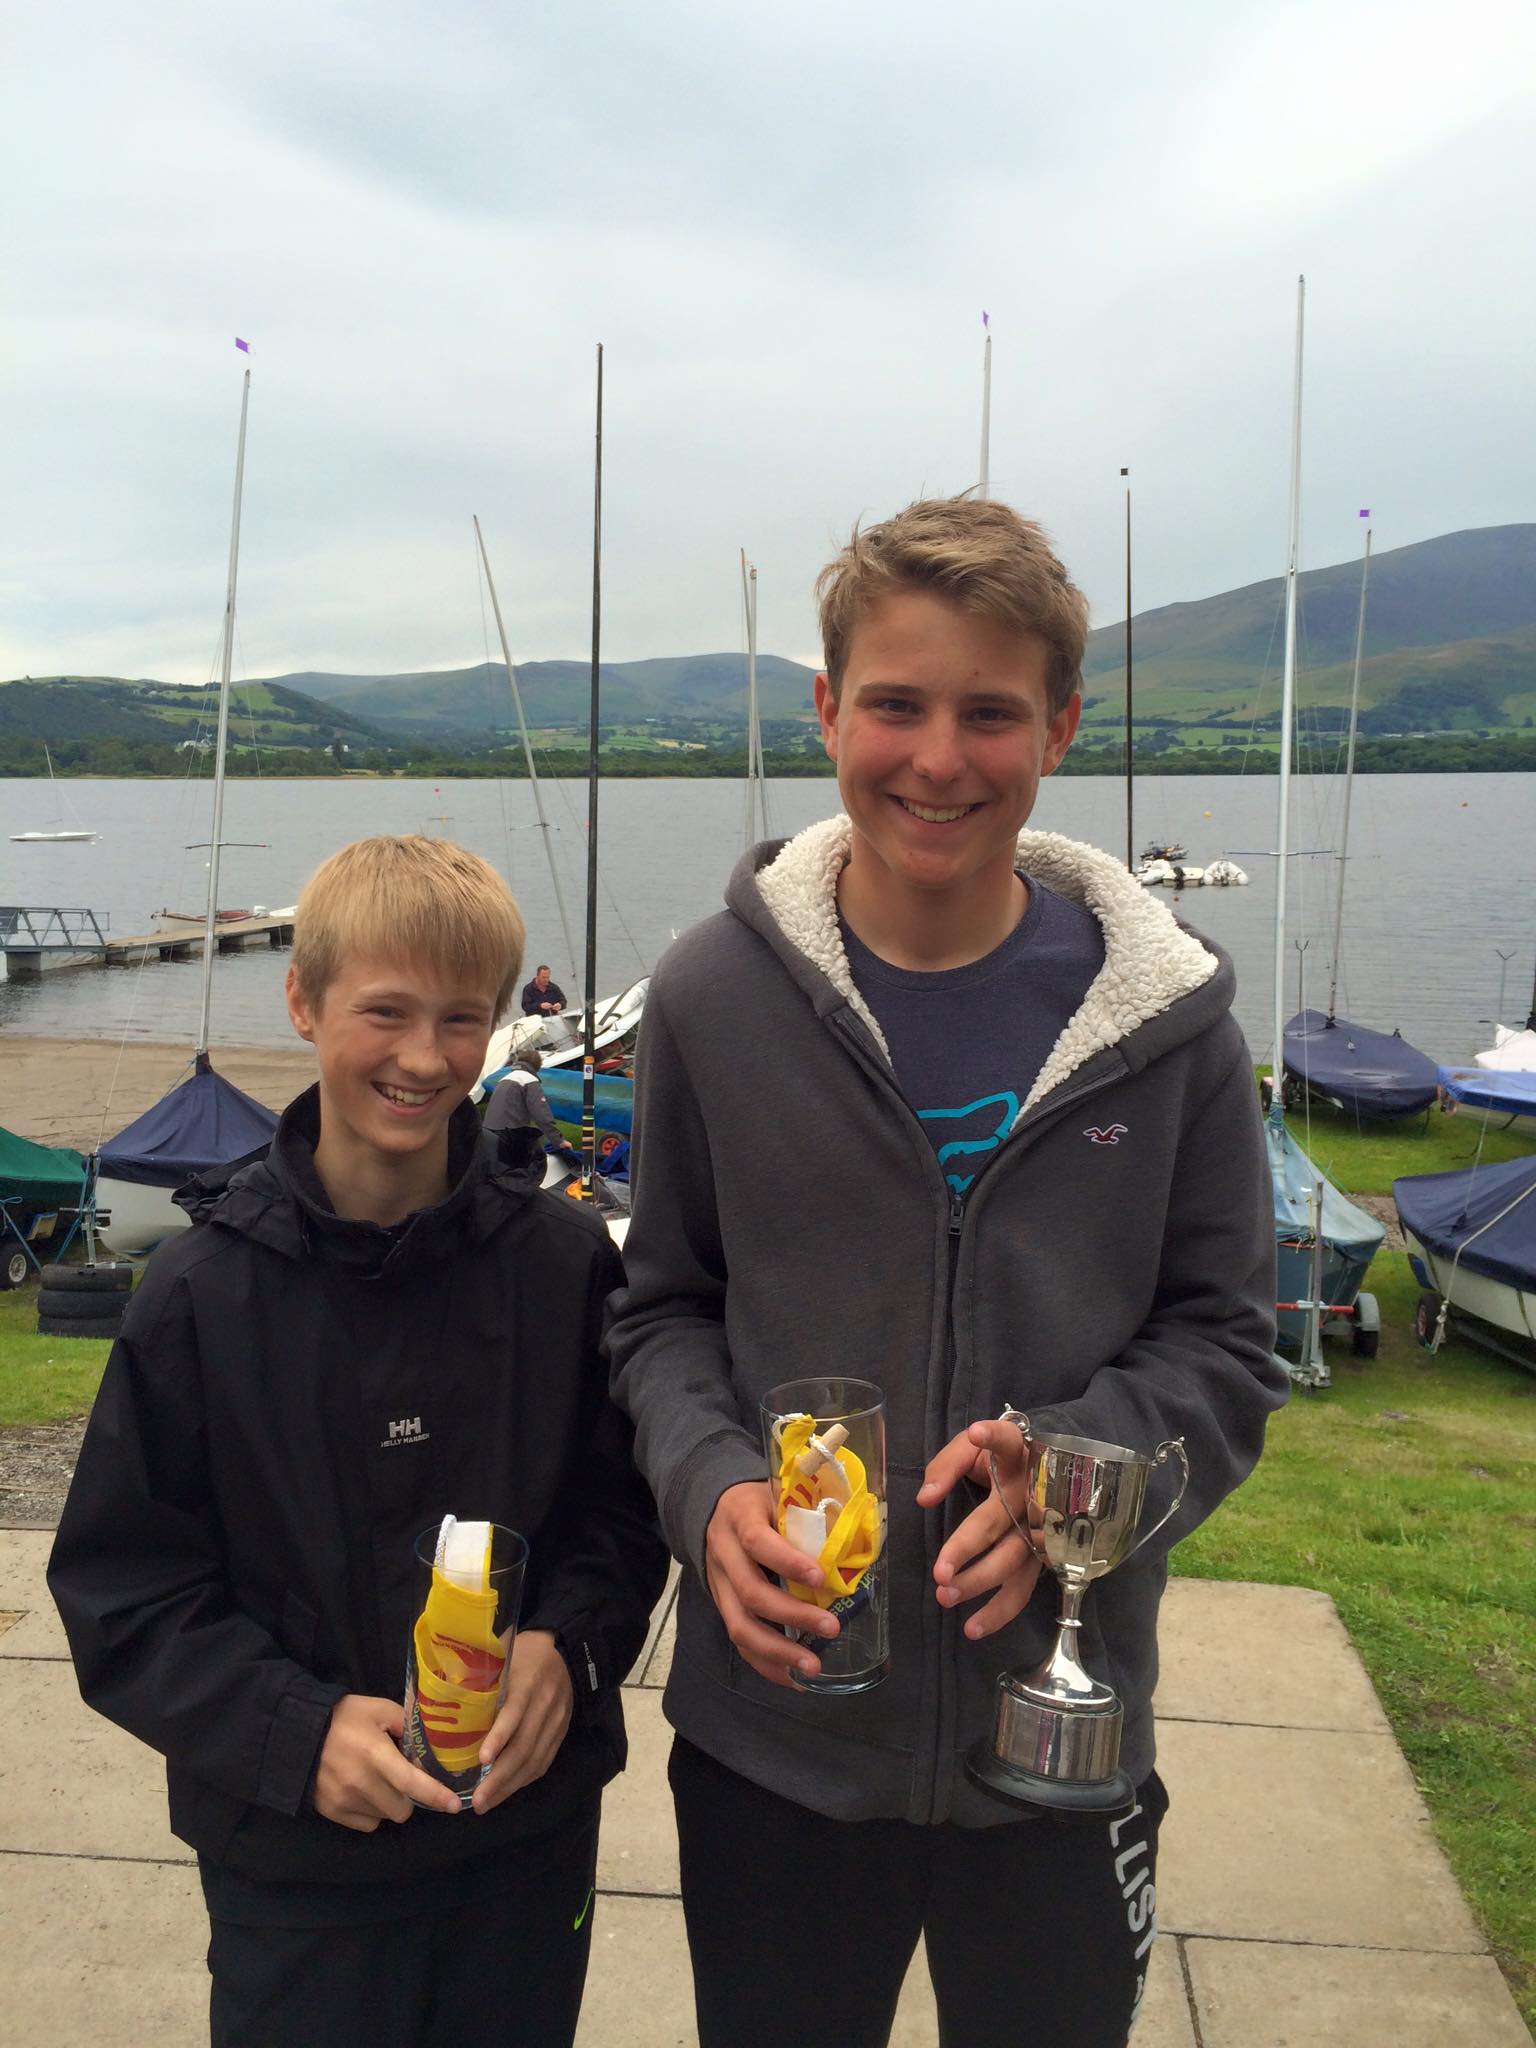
[[0, 1037, 316, 1152]]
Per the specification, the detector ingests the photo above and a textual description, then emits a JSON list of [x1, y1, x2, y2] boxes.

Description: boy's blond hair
[[816, 496, 1090, 716], [291, 836, 525, 1020]]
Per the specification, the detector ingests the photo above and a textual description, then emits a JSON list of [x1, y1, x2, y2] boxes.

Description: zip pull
[[948, 1192, 965, 1237]]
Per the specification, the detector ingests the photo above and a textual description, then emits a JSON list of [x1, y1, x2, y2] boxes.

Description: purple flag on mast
[[982, 310, 990, 328], [1359, 507, 1369, 517], [235, 337, 251, 354]]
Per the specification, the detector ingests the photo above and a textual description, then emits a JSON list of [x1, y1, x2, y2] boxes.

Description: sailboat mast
[[1122, 468, 1133, 870], [197, 365, 251, 1059], [978, 314, 992, 497], [1269, 276, 1305, 1124], [580, 344, 603, 1201], [741, 550, 764, 850], [473, 516, 578, 976], [1325, 524, 1371, 1021]]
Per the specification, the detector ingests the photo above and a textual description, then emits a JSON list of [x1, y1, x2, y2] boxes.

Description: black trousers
[[203, 1823, 598, 2048], [670, 1736, 1167, 2048]]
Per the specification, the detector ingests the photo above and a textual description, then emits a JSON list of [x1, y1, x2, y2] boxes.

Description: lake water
[[2, 772, 1532, 1067]]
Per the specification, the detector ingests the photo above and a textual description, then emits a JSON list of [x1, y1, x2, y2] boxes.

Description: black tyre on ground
[[42, 1263, 133, 1295], [1, 1246, 31, 1291], [1352, 1325, 1380, 1358], [37, 1313, 124, 1340], [1413, 1294, 1439, 1347], [36, 1289, 128, 1322]]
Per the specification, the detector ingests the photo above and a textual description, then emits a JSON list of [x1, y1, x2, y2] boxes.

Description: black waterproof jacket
[[49, 1089, 667, 1890]]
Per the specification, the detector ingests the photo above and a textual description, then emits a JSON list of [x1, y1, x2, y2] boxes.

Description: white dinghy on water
[[96, 355, 280, 1259]]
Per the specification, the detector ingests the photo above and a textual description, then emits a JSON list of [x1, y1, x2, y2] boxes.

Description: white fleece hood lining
[[755, 814, 1218, 1118]]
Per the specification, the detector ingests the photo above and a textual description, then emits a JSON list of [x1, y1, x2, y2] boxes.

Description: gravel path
[[0, 1418, 83, 1529]]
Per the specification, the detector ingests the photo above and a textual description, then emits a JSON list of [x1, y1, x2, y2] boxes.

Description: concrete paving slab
[[577, 1892, 697, 2046], [1156, 1718, 1485, 1952], [0, 1659, 187, 1862], [1184, 1936, 1533, 2047], [638, 1582, 679, 1689], [627, 1561, 680, 1688], [0, 1528, 70, 1657], [0, 1850, 207, 2044], [599, 1686, 679, 1899], [1155, 1578, 1391, 1733]]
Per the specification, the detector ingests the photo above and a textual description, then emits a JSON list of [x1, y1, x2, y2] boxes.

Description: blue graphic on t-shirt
[[918, 1092, 1020, 1196]]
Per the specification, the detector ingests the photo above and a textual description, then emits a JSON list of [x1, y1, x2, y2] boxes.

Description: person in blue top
[[609, 496, 1286, 2048]]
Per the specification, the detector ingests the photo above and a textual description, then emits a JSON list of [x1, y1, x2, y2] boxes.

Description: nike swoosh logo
[[573, 1886, 595, 1932]]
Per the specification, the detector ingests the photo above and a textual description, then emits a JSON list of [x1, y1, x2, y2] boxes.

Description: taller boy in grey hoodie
[[609, 497, 1286, 2048]]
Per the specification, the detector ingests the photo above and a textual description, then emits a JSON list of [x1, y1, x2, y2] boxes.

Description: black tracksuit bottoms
[[670, 1736, 1168, 2048], [201, 1820, 598, 2048]]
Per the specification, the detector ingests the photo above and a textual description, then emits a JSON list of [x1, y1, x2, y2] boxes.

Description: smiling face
[[816, 587, 1080, 934], [286, 952, 497, 1209]]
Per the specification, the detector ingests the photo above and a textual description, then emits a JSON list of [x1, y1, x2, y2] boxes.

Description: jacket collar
[[181, 1085, 524, 1272], [740, 814, 1223, 1113]]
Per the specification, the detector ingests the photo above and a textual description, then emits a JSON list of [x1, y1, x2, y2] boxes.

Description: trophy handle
[[1126, 1437, 1190, 1559], [988, 1408, 1038, 1550]]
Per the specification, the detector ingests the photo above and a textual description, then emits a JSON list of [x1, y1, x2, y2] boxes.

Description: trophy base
[[965, 1740, 1136, 1820]]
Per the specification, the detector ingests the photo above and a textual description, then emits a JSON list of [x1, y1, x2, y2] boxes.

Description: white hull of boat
[[10, 830, 98, 843], [1401, 1226, 1535, 1345], [1136, 858, 1248, 888], [95, 1177, 187, 1261], [477, 976, 649, 1094]]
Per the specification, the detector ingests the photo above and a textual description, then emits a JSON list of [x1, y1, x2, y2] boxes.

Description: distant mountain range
[[4, 524, 1533, 748]]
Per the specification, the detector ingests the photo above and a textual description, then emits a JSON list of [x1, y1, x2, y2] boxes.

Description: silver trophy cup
[[966, 1411, 1189, 1817]]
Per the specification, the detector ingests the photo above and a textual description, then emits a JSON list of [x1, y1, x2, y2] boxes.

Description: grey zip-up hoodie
[[608, 817, 1286, 1826]]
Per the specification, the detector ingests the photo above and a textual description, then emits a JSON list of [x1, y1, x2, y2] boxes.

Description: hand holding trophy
[[966, 1412, 1189, 1818]]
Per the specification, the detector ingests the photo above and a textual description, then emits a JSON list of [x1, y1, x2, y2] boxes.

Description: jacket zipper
[[832, 1013, 1128, 1824]]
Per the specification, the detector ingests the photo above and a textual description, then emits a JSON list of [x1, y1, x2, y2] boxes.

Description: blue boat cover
[[98, 1054, 279, 1188], [480, 1065, 633, 1137], [1283, 1009, 1438, 1120], [1267, 1120, 1385, 1266], [1394, 1155, 1536, 1295], [1436, 1064, 1536, 1120]]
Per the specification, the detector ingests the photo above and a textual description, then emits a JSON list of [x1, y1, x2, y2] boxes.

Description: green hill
[[1079, 524, 1536, 728], [276, 653, 816, 734], [7, 523, 1533, 748], [0, 675, 390, 748]]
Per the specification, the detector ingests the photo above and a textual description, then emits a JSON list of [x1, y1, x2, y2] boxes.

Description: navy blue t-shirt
[[842, 876, 1105, 1199]]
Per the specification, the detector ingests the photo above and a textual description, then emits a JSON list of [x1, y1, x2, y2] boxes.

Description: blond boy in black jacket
[[51, 836, 666, 2048]]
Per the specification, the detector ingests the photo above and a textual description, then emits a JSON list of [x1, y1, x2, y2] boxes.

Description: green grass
[[0, 1278, 114, 1427], [1284, 1095, 1536, 1187], [1180, 1097, 1536, 2026]]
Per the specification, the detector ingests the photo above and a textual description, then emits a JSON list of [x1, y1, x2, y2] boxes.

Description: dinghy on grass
[[1395, 1153, 1536, 1369]]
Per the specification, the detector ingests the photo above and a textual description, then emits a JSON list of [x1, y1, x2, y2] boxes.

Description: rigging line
[[543, 757, 649, 974], [473, 531, 517, 885]]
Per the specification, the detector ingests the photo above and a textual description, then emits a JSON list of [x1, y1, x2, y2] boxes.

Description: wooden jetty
[[0, 905, 295, 980], [104, 911, 297, 965]]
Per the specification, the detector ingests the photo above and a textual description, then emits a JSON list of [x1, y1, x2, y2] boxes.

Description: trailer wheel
[[1, 1247, 31, 1291], [1352, 1324, 1380, 1359], [36, 1313, 124, 1340], [1413, 1295, 1439, 1348], [43, 1262, 133, 1294]]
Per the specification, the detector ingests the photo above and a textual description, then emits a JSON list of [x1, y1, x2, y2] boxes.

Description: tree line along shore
[[4, 732, 1536, 780]]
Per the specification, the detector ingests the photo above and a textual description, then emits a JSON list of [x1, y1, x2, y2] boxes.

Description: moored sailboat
[[1282, 520, 1437, 1121], [96, 360, 280, 1258], [1263, 280, 1385, 1387]]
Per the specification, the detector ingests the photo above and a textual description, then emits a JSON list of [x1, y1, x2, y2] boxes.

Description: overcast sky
[[5, 0, 1535, 687]]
